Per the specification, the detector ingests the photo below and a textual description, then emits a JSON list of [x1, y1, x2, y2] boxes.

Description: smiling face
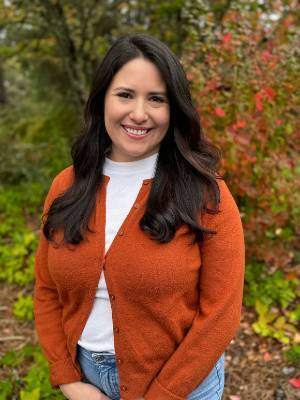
[[104, 57, 170, 162]]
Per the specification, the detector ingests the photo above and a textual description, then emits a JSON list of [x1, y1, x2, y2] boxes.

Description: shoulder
[[215, 177, 238, 212], [44, 165, 74, 209], [202, 176, 242, 230], [51, 165, 74, 193]]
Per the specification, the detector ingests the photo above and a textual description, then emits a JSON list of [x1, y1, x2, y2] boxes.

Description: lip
[[121, 125, 150, 140], [121, 124, 152, 131]]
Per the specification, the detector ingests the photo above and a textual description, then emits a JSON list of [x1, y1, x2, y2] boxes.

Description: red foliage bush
[[182, 9, 299, 271]]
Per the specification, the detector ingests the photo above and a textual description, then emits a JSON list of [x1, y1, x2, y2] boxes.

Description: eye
[[117, 92, 132, 99], [150, 96, 164, 103]]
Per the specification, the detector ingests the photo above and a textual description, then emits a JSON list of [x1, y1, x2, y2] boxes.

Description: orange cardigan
[[34, 166, 245, 400]]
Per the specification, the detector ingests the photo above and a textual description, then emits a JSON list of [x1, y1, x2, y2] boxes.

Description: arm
[[144, 180, 245, 400], [33, 175, 83, 387]]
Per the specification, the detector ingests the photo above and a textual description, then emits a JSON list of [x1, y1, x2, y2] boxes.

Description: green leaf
[[20, 388, 40, 400], [0, 381, 13, 400]]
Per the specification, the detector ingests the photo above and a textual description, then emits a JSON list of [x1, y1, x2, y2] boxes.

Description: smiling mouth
[[121, 125, 152, 136]]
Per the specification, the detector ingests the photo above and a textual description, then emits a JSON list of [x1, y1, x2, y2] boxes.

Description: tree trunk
[[0, 61, 7, 106]]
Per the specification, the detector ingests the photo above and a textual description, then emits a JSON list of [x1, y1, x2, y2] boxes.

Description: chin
[[123, 148, 149, 159]]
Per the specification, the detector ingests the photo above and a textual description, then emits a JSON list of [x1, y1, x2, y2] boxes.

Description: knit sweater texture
[[33, 165, 245, 400]]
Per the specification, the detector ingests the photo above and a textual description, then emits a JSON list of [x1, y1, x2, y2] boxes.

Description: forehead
[[109, 58, 166, 90]]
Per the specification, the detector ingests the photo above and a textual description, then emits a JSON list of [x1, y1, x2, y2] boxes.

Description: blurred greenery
[[0, 0, 299, 397]]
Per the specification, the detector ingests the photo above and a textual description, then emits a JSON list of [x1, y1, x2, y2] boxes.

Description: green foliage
[[20, 351, 64, 399], [0, 345, 64, 399], [0, 102, 74, 185], [244, 262, 299, 309], [0, 185, 40, 285], [244, 262, 300, 344], [284, 345, 300, 366], [0, 381, 13, 400], [0, 101, 75, 287], [13, 294, 34, 320], [0, 346, 33, 368]]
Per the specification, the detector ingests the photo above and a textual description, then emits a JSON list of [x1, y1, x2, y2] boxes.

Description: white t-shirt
[[78, 152, 158, 352]]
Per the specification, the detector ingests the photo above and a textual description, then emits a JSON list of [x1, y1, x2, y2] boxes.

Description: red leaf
[[256, 101, 263, 111], [215, 107, 225, 117], [263, 86, 275, 101], [232, 119, 246, 130], [261, 50, 272, 63], [289, 378, 300, 389], [255, 92, 263, 101], [223, 32, 232, 43]]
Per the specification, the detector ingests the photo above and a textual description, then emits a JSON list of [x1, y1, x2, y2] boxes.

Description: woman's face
[[104, 57, 170, 162]]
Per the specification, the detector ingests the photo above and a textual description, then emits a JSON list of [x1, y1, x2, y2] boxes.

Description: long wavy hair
[[44, 33, 222, 245]]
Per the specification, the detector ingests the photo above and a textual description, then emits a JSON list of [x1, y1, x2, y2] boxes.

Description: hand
[[59, 381, 111, 399]]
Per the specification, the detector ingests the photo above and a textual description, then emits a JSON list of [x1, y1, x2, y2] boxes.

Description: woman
[[34, 33, 245, 400]]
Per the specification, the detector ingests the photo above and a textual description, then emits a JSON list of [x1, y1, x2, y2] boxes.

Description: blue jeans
[[76, 344, 225, 399]]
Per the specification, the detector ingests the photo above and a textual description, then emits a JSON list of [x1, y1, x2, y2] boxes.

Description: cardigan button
[[113, 327, 119, 333], [118, 230, 124, 236], [117, 358, 122, 364], [121, 385, 128, 391], [133, 203, 139, 209], [110, 295, 115, 301]]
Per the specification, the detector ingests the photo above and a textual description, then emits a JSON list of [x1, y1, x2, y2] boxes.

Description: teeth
[[124, 126, 148, 135]]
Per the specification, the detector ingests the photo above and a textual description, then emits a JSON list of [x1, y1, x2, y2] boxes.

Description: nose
[[129, 99, 148, 123]]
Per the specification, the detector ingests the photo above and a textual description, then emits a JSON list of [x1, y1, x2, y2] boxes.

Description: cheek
[[156, 109, 170, 130], [104, 98, 123, 126]]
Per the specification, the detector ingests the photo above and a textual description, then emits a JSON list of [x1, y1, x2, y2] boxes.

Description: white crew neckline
[[104, 152, 158, 176]]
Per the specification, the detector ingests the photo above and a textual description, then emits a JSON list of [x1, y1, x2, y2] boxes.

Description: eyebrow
[[113, 86, 167, 96]]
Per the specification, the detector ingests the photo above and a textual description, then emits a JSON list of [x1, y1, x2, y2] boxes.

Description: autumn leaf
[[214, 107, 225, 117], [255, 92, 264, 110], [261, 50, 272, 63], [263, 86, 275, 101], [289, 378, 300, 389], [232, 119, 246, 130], [222, 32, 232, 43]]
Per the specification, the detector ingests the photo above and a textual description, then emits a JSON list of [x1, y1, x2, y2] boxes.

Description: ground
[[0, 283, 299, 400]]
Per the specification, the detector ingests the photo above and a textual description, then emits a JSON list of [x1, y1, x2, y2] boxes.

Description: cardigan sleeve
[[33, 174, 83, 387], [144, 179, 245, 400]]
